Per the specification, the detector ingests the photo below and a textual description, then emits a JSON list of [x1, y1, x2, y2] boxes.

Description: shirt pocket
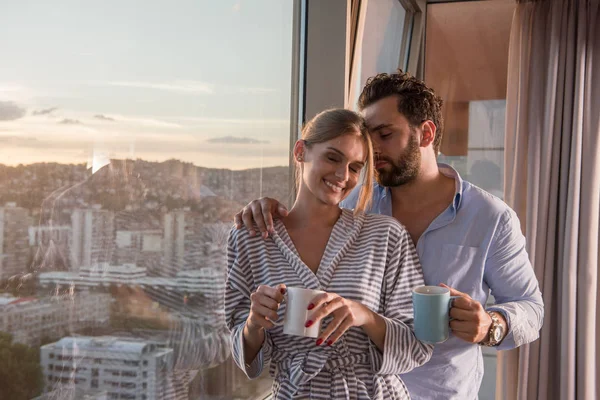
[[441, 244, 482, 294]]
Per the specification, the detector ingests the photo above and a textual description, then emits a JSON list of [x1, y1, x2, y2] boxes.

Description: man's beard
[[375, 134, 421, 187]]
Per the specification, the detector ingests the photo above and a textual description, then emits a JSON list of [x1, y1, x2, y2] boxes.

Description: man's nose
[[371, 139, 382, 156], [373, 147, 382, 160]]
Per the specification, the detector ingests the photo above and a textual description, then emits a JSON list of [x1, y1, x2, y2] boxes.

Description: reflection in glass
[[0, 1, 294, 399]]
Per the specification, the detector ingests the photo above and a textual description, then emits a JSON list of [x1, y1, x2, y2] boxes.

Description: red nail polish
[[305, 320, 313, 328], [316, 338, 323, 346], [326, 340, 332, 346], [280, 288, 286, 294], [307, 303, 314, 310]]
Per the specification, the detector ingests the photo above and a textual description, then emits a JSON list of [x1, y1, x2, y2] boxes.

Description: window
[[0, 1, 297, 399], [123, 361, 139, 367], [426, 1, 514, 202], [348, 0, 415, 109], [423, 2, 515, 399]]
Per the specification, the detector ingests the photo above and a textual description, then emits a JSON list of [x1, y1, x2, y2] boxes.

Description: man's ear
[[420, 120, 437, 148]]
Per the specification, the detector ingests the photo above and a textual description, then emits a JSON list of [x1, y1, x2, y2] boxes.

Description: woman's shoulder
[[346, 210, 409, 242], [227, 224, 263, 248], [362, 212, 407, 233]]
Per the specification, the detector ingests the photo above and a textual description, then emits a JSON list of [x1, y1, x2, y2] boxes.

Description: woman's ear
[[293, 140, 306, 162]]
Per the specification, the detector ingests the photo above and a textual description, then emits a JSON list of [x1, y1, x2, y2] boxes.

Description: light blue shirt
[[341, 164, 544, 400]]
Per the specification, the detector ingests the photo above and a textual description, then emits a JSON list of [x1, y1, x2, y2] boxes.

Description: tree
[[0, 332, 43, 400]]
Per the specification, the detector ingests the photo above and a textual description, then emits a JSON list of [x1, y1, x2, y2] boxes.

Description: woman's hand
[[306, 292, 375, 346], [245, 284, 287, 333], [242, 284, 286, 365]]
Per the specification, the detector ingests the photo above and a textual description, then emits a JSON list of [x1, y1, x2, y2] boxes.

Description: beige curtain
[[500, 0, 600, 399]]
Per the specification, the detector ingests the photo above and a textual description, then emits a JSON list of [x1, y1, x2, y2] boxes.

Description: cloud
[[94, 114, 115, 122], [173, 116, 289, 126], [59, 118, 82, 125], [0, 135, 40, 146], [0, 101, 26, 121], [33, 107, 58, 116], [103, 80, 215, 95], [238, 87, 278, 95], [206, 136, 269, 144], [113, 115, 182, 129]]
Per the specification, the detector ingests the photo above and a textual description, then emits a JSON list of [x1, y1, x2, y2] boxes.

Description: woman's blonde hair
[[295, 108, 373, 214]]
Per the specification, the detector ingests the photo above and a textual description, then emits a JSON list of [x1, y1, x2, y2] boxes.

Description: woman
[[225, 109, 433, 399]]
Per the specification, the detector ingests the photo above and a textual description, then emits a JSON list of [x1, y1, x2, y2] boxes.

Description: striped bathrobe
[[225, 209, 433, 399]]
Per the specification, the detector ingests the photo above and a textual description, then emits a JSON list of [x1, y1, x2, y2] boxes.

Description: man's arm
[[483, 208, 544, 350]]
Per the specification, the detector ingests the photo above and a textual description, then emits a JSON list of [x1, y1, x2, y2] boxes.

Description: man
[[234, 70, 544, 399]]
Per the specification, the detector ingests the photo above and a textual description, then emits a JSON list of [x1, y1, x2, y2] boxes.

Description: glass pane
[[424, 1, 515, 399], [350, 0, 408, 108], [0, 1, 294, 399]]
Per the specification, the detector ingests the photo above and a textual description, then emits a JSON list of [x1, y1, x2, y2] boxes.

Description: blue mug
[[412, 286, 459, 344]]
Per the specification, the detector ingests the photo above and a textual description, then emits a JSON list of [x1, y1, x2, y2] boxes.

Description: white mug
[[272, 287, 325, 338]]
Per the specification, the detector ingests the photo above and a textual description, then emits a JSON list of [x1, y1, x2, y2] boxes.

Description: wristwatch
[[479, 312, 505, 347]]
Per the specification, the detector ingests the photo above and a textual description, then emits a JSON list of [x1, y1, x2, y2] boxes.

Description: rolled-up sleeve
[[224, 229, 272, 378], [371, 226, 434, 375], [484, 209, 544, 350]]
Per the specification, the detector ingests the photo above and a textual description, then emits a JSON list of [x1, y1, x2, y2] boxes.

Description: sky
[[0, 0, 294, 170]]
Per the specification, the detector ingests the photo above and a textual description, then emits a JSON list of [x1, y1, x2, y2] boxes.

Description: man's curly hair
[[358, 70, 444, 155]]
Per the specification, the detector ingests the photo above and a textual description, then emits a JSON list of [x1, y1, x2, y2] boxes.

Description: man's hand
[[441, 283, 503, 344], [234, 197, 288, 238]]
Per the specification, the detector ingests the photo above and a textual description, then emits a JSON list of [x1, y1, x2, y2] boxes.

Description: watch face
[[493, 327, 502, 342]]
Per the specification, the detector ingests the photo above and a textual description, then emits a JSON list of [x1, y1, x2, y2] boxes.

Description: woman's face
[[298, 133, 366, 207]]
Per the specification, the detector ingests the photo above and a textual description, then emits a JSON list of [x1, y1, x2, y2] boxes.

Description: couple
[[225, 71, 544, 399]]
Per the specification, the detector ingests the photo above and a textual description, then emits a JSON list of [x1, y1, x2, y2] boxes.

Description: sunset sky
[[0, 0, 293, 170]]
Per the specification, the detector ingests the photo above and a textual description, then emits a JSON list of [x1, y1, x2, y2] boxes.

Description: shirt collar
[[437, 163, 464, 211], [374, 163, 464, 210]]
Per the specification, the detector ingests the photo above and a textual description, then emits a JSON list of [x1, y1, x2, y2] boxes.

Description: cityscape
[[0, 158, 291, 400]]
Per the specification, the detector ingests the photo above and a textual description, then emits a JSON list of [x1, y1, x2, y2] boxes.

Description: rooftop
[[43, 336, 168, 355]]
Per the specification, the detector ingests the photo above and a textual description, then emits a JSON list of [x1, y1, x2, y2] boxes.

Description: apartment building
[[41, 336, 176, 400]]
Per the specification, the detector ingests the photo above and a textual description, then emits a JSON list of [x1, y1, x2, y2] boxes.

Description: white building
[[29, 224, 73, 271], [39, 265, 224, 297], [33, 387, 108, 400], [0, 293, 111, 346], [80, 263, 148, 283], [162, 210, 186, 277], [0, 202, 30, 281], [29, 225, 72, 247], [41, 336, 176, 400], [115, 230, 162, 275], [71, 207, 115, 271]]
